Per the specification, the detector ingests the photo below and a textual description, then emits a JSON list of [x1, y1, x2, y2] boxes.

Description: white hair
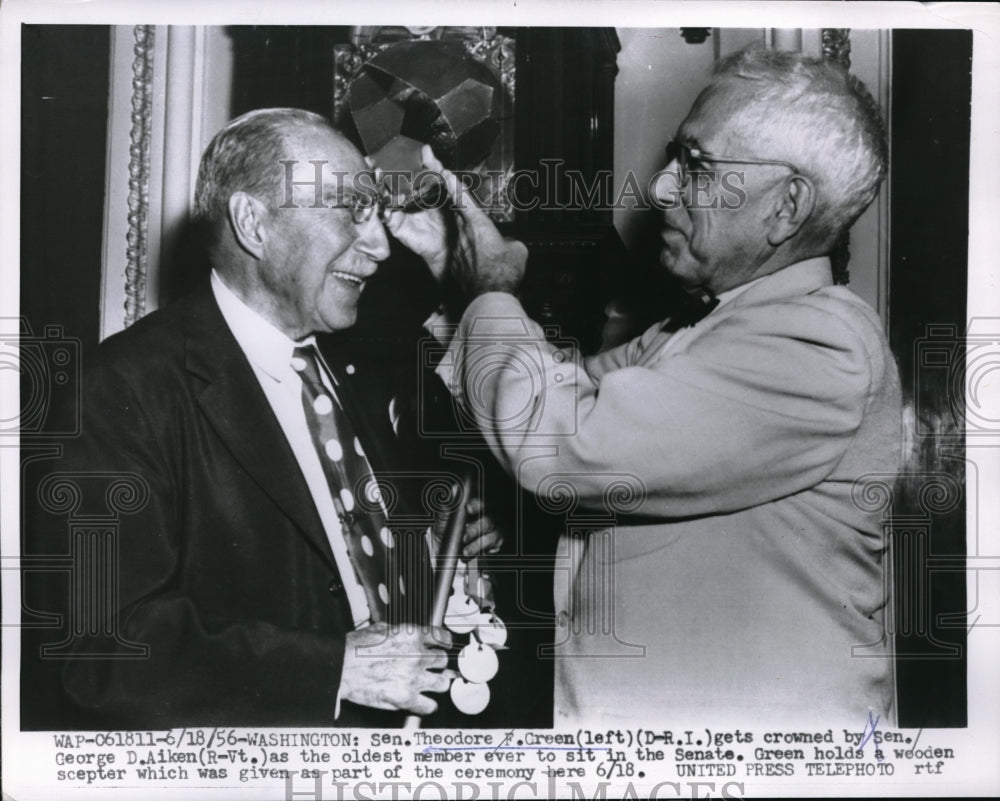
[[710, 46, 888, 249]]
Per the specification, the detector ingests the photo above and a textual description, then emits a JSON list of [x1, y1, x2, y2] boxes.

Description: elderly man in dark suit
[[24, 108, 497, 728]]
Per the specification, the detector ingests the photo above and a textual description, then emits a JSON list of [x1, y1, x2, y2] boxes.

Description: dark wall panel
[[19, 23, 110, 730], [20, 24, 110, 362], [889, 28, 971, 729]]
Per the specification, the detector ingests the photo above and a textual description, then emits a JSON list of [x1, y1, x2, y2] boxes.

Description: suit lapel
[[637, 258, 836, 367], [182, 287, 337, 571], [317, 340, 401, 486], [319, 346, 426, 520]]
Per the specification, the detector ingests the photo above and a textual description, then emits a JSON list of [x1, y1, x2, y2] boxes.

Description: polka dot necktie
[[292, 344, 402, 623]]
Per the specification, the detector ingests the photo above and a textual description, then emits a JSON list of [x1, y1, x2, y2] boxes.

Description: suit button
[[328, 578, 343, 595]]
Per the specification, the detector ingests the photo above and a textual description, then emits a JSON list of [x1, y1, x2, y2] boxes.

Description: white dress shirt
[[211, 270, 372, 628]]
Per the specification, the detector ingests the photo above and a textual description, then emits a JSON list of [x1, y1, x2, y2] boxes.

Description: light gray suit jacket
[[439, 257, 902, 727]]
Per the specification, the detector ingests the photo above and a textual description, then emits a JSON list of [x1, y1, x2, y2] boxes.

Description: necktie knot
[[291, 344, 324, 384], [662, 293, 720, 333]]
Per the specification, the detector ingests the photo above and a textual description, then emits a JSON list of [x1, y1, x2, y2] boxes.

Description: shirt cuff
[[422, 308, 452, 342], [431, 292, 528, 395], [424, 310, 456, 388], [334, 656, 345, 720]]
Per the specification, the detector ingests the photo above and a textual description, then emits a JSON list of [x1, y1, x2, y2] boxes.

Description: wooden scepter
[[403, 471, 471, 728]]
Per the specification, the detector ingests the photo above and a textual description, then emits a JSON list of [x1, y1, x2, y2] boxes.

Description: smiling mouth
[[330, 270, 366, 287]]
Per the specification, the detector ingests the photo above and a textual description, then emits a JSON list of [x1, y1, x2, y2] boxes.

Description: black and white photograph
[[2, 1, 998, 798]]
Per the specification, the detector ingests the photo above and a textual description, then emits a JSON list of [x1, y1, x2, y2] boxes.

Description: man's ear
[[766, 174, 815, 247], [227, 192, 268, 259]]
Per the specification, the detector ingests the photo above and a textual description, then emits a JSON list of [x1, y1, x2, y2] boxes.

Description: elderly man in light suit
[[415, 46, 902, 726]]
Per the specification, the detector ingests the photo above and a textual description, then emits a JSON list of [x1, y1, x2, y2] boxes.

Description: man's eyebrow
[[671, 126, 696, 146], [678, 133, 702, 150]]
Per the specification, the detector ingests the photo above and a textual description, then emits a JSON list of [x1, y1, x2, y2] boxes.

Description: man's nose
[[651, 164, 686, 209], [355, 213, 391, 262]]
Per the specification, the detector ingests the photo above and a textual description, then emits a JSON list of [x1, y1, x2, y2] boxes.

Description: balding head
[[193, 107, 360, 243]]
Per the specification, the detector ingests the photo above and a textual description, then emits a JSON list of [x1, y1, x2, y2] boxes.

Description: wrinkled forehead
[[278, 125, 372, 203], [285, 125, 367, 170]]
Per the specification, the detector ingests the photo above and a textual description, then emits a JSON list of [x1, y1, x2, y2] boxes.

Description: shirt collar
[[211, 269, 303, 383], [714, 272, 770, 309], [679, 256, 832, 328], [723, 257, 834, 310]]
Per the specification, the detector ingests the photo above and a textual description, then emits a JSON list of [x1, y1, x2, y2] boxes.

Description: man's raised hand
[[421, 145, 528, 298]]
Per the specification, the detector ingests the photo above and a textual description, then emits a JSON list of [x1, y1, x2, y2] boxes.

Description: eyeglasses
[[664, 140, 800, 186], [326, 191, 383, 225], [326, 174, 447, 225]]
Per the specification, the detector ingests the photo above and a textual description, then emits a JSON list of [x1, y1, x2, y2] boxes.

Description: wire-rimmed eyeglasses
[[326, 177, 446, 225], [664, 140, 800, 186]]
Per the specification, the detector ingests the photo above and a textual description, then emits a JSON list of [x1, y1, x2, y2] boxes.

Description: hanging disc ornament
[[476, 614, 508, 648], [450, 677, 491, 716], [444, 591, 480, 635], [458, 642, 499, 683]]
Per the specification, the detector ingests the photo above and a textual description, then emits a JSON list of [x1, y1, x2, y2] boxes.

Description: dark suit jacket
[[23, 283, 435, 729]]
